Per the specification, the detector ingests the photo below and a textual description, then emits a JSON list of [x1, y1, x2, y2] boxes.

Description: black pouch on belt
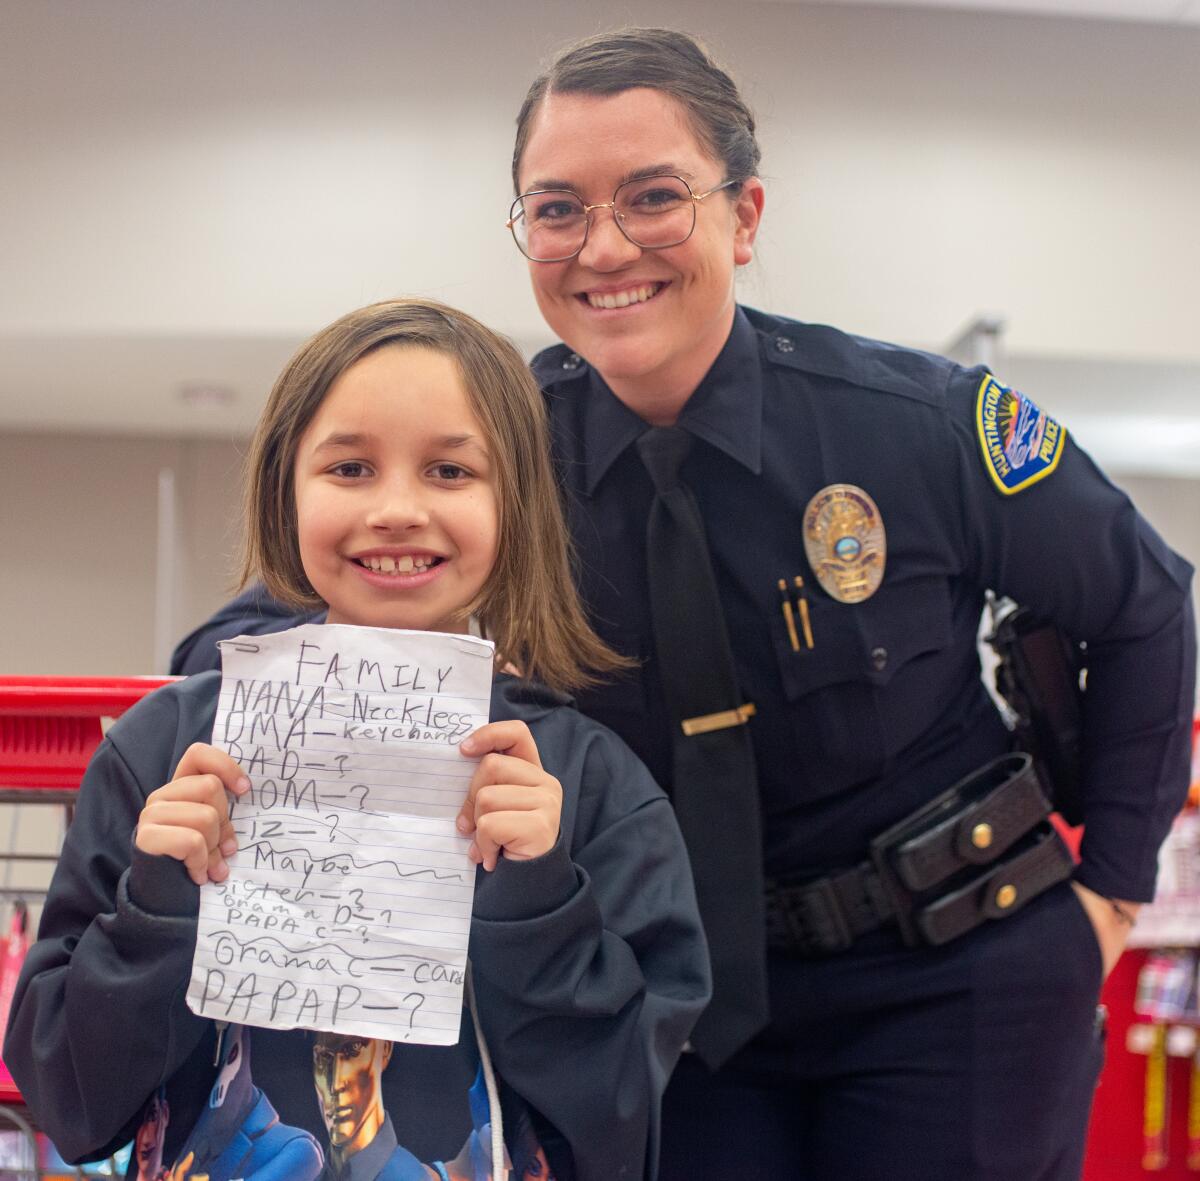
[[868, 752, 1075, 946], [765, 753, 1077, 954]]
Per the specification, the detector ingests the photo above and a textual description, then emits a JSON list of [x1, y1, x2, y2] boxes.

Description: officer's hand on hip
[[1070, 880, 1140, 979]]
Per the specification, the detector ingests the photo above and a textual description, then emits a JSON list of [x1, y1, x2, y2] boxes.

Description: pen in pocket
[[777, 578, 801, 652], [793, 575, 815, 650], [777, 576, 815, 652]]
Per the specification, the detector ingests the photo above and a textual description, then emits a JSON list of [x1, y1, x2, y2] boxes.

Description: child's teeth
[[364, 554, 437, 573]]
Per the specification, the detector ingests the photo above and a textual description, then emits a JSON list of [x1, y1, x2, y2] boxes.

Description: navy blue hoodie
[[4, 671, 709, 1181]]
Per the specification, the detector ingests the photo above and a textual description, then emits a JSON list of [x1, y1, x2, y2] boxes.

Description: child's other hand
[[135, 743, 250, 886], [456, 721, 562, 871]]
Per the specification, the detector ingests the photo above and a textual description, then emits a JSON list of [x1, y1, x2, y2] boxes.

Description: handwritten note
[[186, 623, 494, 1044]]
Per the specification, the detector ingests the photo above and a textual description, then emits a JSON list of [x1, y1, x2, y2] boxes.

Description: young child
[[4, 299, 709, 1181]]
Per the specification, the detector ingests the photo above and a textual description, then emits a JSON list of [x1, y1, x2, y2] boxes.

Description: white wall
[[0, 432, 243, 675], [1, 1, 1198, 423]]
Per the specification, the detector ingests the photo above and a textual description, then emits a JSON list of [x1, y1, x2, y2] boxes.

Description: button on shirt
[[534, 306, 1196, 898]]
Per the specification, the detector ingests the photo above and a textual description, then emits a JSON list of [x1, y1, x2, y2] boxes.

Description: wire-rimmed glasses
[[507, 174, 739, 263]]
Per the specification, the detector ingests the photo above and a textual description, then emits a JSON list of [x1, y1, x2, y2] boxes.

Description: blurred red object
[[0, 675, 176, 1104], [0, 676, 176, 790]]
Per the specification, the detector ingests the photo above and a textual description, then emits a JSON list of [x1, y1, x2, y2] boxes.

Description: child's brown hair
[[240, 297, 629, 694]]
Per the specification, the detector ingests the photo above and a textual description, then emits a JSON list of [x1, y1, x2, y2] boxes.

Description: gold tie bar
[[680, 703, 757, 737]]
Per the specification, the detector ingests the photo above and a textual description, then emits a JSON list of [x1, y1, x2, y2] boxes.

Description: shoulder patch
[[974, 374, 1066, 494]]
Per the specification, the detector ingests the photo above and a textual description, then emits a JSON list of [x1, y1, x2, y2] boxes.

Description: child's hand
[[456, 721, 562, 871], [135, 743, 250, 886]]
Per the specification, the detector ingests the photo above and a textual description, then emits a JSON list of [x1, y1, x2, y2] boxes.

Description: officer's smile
[[581, 281, 666, 310]]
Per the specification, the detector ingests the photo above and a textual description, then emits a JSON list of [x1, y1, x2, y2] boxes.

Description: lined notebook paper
[[186, 623, 494, 1043]]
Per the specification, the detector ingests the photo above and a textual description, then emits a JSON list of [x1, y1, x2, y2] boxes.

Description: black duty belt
[[765, 753, 1076, 955]]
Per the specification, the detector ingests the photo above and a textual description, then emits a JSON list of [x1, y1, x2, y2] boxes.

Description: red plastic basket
[[0, 675, 176, 1104], [0, 676, 177, 790]]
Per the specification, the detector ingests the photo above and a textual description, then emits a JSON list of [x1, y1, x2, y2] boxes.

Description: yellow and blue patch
[[974, 374, 1066, 495]]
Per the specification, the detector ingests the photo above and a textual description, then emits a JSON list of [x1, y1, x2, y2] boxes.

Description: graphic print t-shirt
[[128, 1024, 556, 1181]]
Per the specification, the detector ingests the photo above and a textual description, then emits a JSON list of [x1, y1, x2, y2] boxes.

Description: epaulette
[[743, 306, 954, 410]]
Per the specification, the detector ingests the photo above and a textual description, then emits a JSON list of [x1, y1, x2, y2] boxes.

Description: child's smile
[[293, 344, 499, 634], [354, 551, 442, 576]]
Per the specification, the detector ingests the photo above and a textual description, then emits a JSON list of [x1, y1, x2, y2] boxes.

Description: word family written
[[186, 623, 494, 1044]]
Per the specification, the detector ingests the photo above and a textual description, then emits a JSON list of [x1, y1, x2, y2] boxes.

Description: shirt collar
[[330, 1113, 398, 1181], [579, 306, 764, 495]]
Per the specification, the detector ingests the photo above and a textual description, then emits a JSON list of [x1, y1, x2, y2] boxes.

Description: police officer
[[174, 28, 1196, 1181]]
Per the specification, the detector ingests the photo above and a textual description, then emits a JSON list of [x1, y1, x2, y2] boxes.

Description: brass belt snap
[[972, 822, 994, 850]]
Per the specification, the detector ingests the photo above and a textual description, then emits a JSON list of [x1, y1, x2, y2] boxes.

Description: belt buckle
[[799, 878, 854, 954], [769, 878, 854, 955]]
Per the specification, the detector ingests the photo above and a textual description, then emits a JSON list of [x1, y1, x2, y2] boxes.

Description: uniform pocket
[[966, 881, 1108, 1171], [767, 574, 954, 795], [1062, 881, 1105, 992], [769, 574, 952, 696]]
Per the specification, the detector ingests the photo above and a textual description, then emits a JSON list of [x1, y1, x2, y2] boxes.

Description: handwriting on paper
[[186, 623, 494, 1044]]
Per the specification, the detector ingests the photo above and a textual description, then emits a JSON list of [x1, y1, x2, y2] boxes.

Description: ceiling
[[2, 0, 1198, 476], [791, 0, 1200, 21]]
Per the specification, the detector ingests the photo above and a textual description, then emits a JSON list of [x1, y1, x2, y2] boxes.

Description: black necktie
[[636, 426, 769, 1069]]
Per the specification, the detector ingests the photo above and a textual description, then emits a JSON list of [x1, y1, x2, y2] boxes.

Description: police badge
[[802, 484, 886, 604]]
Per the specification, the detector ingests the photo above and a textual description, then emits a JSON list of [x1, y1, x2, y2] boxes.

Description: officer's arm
[[948, 369, 1196, 911]]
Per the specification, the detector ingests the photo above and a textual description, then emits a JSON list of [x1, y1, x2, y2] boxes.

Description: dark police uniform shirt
[[532, 305, 1196, 903]]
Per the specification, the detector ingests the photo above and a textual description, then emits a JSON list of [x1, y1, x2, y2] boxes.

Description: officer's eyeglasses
[[507, 174, 740, 263]]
